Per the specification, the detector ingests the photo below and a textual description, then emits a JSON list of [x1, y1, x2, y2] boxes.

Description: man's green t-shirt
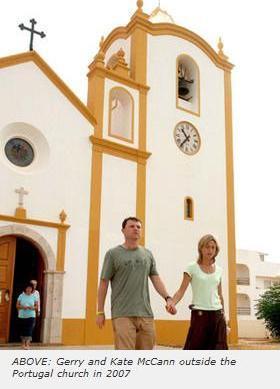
[[100, 245, 159, 318]]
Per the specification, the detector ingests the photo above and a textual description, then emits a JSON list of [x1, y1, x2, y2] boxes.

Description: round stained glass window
[[5, 137, 34, 167]]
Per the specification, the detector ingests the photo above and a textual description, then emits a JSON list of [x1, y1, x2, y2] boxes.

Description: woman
[[170, 234, 228, 350], [16, 282, 38, 349]]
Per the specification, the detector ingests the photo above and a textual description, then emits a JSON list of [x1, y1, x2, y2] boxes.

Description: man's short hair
[[122, 217, 142, 229]]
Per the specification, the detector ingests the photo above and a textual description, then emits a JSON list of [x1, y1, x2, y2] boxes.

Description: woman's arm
[[16, 300, 22, 310], [218, 282, 224, 311], [172, 273, 191, 305]]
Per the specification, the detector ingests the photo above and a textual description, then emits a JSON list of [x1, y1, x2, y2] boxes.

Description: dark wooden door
[[0, 237, 16, 343]]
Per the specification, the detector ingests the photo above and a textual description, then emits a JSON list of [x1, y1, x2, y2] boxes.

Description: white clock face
[[174, 121, 201, 155]]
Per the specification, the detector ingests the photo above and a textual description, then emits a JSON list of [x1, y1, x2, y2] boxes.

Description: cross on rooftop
[[18, 18, 46, 51], [15, 187, 29, 208]]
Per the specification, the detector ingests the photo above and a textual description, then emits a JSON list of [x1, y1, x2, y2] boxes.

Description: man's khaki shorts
[[112, 317, 156, 350]]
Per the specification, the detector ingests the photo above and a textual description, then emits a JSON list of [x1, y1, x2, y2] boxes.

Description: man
[[30, 279, 40, 316], [96, 217, 176, 350]]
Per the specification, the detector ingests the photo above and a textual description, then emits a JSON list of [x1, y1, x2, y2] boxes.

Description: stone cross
[[15, 187, 29, 208], [18, 18, 46, 51]]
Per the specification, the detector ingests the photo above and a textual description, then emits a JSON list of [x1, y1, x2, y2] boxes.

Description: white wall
[[145, 34, 229, 320], [99, 154, 137, 317], [0, 61, 93, 318]]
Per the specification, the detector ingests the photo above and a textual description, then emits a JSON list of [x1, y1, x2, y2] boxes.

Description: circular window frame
[[0, 122, 50, 174]]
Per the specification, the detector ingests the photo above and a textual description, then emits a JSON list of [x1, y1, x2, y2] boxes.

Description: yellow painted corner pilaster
[[130, 20, 148, 245], [85, 149, 103, 344], [136, 161, 147, 246], [130, 25, 147, 84], [224, 69, 238, 343], [139, 90, 147, 151], [87, 67, 105, 138], [56, 227, 67, 272]]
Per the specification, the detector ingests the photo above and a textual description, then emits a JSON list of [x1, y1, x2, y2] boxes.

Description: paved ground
[[1, 339, 280, 350], [229, 338, 280, 350]]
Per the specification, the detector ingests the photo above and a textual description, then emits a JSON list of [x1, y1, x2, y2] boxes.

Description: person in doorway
[[167, 234, 228, 349], [30, 279, 40, 317], [96, 216, 176, 350], [16, 282, 38, 350]]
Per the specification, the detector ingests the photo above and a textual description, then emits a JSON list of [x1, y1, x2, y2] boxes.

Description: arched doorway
[[0, 236, 45, 343], [0, 225, 64, 345], [9, 237, 45, 342]]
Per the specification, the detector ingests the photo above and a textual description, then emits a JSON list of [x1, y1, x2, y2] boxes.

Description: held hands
[[165, 298, 177, 315]]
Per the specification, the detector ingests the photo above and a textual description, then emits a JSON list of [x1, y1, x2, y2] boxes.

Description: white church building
[[0, 1, 238, 346]]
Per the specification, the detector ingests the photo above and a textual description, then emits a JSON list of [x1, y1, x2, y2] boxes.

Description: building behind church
[[236, 250, 280, 338]]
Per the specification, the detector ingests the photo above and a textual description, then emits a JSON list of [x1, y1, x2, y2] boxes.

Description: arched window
[[108, 87, 134, 143], [184, 197, 194, 220], [237, 294, 251, 316], [236, 264, 250, 285], [177, 55, 200, 116]]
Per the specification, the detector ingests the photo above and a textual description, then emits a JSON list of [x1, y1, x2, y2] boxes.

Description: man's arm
[[96, 279, 109, 329], [150, 275, 176, 314]]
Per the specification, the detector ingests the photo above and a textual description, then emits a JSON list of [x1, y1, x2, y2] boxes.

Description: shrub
[[255, 284, 280, 339]]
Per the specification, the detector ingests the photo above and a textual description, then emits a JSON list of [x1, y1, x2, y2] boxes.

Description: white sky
[[1, 0, 280, 262]]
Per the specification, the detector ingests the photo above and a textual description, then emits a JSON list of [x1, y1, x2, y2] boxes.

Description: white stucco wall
[[0, 61, 93, 318], [99, 154, 137, 317], [145, 34, 229, 320]]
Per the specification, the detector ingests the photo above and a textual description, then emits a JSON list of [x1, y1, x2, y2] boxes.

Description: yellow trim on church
[[0, 213, 70, 273], [224, 70, 238, 343], [101, 15, 234, 72], [87, 65, 149, 93], [84, 149, 103, 344], [62, 318, 189, 347], [0, 213, 70, 230], [90, 136, 151, 163], [0, 51, 97, 126]]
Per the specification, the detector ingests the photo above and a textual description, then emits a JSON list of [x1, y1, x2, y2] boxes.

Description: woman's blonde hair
[[197, 234, 220, 264]]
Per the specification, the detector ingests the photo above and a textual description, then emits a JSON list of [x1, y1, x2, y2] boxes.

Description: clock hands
[[180, 128, 190, 148], [175, 122, 200, 155], [180, 138, 188, 147], [181, 128, 188, 139]]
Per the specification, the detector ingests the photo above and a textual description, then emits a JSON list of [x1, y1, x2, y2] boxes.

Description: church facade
[[0, 1, 237, 346]]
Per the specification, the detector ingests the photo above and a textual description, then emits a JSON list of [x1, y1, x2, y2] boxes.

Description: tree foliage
[[255, 285, 280, 339]]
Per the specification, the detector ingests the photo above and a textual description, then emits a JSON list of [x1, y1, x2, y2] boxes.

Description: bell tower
[[85, 1, 237, 346]]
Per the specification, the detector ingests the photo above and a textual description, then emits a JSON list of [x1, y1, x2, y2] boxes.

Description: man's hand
[[96, 313, 105, 329], [166, 298, 177, 315]]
